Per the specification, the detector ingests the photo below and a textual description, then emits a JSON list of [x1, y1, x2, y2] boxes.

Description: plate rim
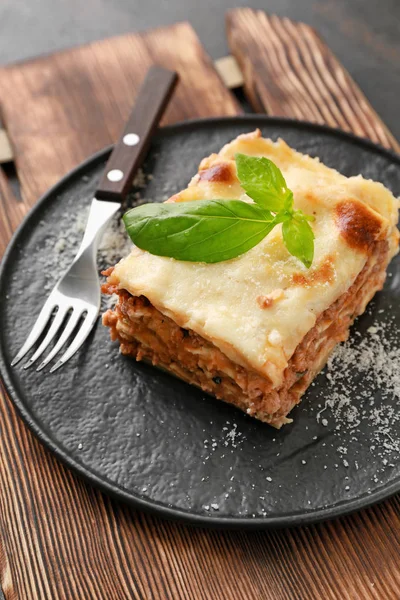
[[1, 114, 400, 530]]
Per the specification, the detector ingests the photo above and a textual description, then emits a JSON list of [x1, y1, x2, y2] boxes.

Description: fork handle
[[95, 66, 178, 202]]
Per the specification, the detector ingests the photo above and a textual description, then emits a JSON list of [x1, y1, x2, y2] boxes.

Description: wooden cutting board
[[0, 21, 240, 256], [1, 11, 400, 600], [226, 8, 399, 152]]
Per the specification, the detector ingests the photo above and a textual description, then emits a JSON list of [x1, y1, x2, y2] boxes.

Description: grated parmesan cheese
[[314, 309, 400, 470]]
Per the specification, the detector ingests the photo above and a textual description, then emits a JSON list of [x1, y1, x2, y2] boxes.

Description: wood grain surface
[[1, 12, 400, 600], [0, 22, 239, 209], [0, 169, 25, 258], [227, 7, 400, 152]]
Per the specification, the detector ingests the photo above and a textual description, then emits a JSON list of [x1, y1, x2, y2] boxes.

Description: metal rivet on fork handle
[[123, 133, 140, 146], [107, 169, 124, 182]]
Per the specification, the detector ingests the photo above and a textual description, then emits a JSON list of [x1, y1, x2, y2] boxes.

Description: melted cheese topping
[[110, 131, 399, 386]]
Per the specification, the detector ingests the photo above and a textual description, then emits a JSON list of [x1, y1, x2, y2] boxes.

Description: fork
[[12, 66, 178, 373]]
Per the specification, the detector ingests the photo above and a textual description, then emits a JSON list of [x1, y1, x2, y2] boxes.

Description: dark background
[[0, 0, 399, 139]]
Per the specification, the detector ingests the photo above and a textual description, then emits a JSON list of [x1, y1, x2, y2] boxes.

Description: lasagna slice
[[102, 130, 399, 427]]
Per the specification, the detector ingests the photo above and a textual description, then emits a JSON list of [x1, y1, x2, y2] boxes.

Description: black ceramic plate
[[1, 116, 400, 529]]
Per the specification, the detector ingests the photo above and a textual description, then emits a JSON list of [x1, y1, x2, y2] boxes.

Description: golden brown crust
[[198, 162, 238, 184], [335, 199, 384, 252], [256, 289, 284, 309], [257, 296, 274, 309], [291, 256, 336, 287]]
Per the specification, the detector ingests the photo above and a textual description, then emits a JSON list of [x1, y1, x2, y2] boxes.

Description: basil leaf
[[282, 216, 315, 268], [235, 153, 288, 211], [122, 155, 315, 267], [123, 199, 275, 263], [283, 190, 294, 212]]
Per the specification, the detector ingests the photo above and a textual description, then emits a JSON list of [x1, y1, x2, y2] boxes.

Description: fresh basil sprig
[[235, 153, 290, 212], [123, 200, 276, 263], [123, 153, 315, 267]]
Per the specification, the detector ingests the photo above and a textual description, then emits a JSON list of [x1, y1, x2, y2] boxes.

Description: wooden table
[[0, 5, 400, 599], [0, 0, 399, 141]]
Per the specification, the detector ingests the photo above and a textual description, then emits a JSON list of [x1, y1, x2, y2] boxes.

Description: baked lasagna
[[102, 130, 399, 427]]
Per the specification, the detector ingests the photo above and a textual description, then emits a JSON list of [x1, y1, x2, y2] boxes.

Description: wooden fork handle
[[95, 66, 179, 202]]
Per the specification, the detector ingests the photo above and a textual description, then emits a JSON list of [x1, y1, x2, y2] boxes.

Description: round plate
[[1, 116, 400, 529]]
